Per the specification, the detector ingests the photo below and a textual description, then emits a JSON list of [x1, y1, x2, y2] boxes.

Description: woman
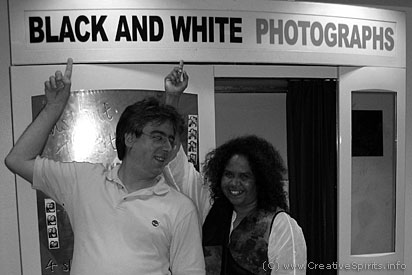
[[163, 67, 306, 274], [166, 135, 306, 275]]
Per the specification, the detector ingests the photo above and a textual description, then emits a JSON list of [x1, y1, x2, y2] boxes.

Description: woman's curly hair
[[203, 135, 288, 211]]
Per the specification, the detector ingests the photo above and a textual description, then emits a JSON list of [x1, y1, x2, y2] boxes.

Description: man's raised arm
[[4, 58, 73, 183], [163, 60, 188, 161], [163, 61, 212, 223]]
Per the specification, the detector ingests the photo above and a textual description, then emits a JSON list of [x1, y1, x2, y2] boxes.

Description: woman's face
[[221, 154, 257, 211]]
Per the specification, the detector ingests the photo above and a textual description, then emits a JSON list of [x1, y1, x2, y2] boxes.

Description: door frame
[[338, 66, 406, 274]]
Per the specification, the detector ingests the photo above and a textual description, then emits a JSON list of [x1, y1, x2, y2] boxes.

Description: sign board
[[9, 0, 406, 67]]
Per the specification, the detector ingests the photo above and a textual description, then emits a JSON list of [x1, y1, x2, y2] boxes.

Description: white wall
[[395, 6, 412, 274], [404, 8, 412, 272], [0, 2, 21, 275], [215, 93, 287, 166]]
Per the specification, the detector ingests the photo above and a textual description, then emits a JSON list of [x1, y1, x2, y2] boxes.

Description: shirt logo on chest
[[152, 219, 160, 227]]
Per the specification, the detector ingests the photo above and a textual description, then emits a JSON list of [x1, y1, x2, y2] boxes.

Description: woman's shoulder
[[270, 210, 305, 240], [272, 210, 299, 226]]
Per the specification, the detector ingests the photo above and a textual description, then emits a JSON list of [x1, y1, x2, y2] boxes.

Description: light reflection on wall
[[71, 113, 99, 161]]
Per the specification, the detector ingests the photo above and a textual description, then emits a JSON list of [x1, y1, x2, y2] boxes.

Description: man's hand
[[164, 60, 189, 96], [44, 58, 73, 107]]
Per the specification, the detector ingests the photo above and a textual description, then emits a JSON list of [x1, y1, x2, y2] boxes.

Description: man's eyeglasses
[[141, 131, 176, 148]]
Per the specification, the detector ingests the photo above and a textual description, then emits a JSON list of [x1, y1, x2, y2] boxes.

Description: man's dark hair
[[115, 97, 185, 160]]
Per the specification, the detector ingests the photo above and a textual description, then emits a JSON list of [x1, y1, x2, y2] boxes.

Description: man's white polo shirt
[[33, 157, 205, 275]]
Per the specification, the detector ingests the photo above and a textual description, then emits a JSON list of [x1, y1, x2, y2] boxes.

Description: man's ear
[[124, 133, 136, 148], [167, 135, 181, 163]]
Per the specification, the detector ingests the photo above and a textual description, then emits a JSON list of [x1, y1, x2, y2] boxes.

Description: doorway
[[214, 74, 338, 274]]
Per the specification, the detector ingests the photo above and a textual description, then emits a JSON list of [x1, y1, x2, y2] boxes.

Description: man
[[5, 58, 205, 275]]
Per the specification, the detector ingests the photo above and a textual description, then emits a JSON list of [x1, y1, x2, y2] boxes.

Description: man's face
[[126, 121, 176, 180]]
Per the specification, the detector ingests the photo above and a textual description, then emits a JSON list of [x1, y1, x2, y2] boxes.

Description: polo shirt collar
[[105, 164, 170, 196]]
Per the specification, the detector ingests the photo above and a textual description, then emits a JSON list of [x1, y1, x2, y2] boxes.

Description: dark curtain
[[286, 80, 337, 274]]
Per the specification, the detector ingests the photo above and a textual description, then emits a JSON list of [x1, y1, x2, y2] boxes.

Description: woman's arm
[[267, 212, 307, 275]]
